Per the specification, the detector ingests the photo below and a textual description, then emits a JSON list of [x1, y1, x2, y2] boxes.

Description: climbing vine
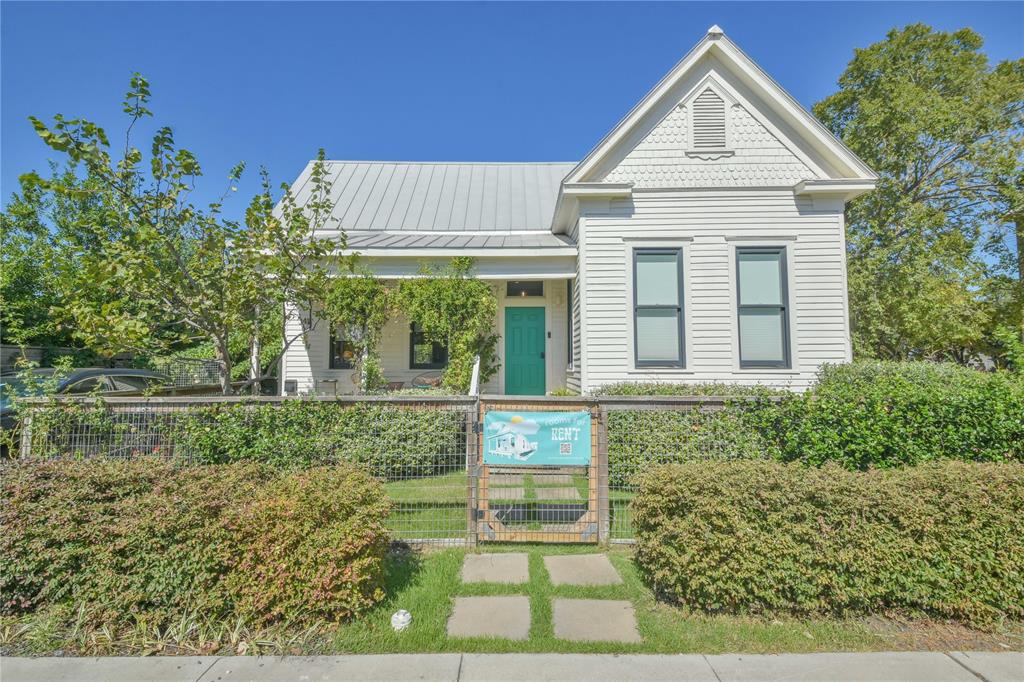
[[321, 263, 392, 391], [396, 257, 499, 392]]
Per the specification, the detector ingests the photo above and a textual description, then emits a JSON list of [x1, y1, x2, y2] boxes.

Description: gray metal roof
[[337, 230, 575, 251], [290, 161, 575, 232]]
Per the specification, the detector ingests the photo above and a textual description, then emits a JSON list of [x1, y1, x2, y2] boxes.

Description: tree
[[814, 24, 1024, 363], [24, 74, 339, 393], [396, 257, 499, 392], [0, 166, 107, 350], [321, 264, 391, 392]]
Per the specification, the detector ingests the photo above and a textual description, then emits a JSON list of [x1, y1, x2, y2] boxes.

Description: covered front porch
[[282, 276, 574, 396]]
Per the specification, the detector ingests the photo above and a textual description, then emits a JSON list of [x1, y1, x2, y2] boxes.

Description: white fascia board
[[794, 179, 876, 200], [715, 37, 877, 180], [550, 183, 633, 234], [562, 182, 634, 197]]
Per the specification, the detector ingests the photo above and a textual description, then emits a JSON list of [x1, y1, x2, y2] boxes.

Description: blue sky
[[2, 2, 1022, 220]]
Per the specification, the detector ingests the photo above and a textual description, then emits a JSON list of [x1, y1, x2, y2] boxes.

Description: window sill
[[626, 368, 695, 375]]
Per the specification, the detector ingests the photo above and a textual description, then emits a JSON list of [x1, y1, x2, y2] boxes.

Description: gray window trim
[[736, 246, 791, 369], [633, 248, 685, 368]]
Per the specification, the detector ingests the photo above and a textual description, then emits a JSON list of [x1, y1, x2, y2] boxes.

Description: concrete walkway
[[2, 651, 1021, 682]]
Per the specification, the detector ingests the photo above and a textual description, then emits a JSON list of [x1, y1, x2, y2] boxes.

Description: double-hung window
[[736, 247, 790, 368], [409, 323, 448, 369], [633, 248, 685, 367]]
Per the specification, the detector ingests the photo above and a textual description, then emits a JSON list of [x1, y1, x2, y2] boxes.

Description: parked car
[[1, 367, 175, 437]]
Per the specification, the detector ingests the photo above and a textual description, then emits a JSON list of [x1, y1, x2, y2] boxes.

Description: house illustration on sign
[[486, 415, 539, 461]]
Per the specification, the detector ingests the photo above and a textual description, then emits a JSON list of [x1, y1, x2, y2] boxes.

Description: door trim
[[504, 306, 546, 395]]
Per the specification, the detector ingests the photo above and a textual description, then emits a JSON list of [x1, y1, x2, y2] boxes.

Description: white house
[[280, 26, 876, 396]]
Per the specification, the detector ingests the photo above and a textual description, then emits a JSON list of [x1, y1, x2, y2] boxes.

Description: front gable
[[600, 71, 820, 188], [563, 26, 875, 191]]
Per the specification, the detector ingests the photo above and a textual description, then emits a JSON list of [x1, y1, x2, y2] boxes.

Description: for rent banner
[[483, 411, 591, 466]]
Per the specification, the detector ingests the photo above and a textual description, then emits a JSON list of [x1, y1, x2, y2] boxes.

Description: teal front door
[[505, 307, 546, 395]]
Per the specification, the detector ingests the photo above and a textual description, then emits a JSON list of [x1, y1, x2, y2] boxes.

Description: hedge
[[18, 400, 466, 478], [632, 460, 1024, 628], [0, 460, 391, 626], [605, 362, 1024, 484], [179, 401, 465, 478]]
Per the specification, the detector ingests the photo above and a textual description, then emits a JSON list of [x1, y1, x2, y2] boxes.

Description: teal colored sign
[[483, 411, 591, 466]]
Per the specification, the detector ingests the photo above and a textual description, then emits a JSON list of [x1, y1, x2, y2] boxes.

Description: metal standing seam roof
[[288, 161, 576, 233], [335, 230, 576, 251]]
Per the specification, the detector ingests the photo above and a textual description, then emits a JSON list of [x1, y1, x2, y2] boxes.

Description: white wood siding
[[282, 280, 571, 395], [578, 189, 850, 391]]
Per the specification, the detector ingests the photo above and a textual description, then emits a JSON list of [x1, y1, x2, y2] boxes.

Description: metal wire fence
[[18, 396, 477, 545], [14, 394, 773, 544], [602, 396, 779, 541]]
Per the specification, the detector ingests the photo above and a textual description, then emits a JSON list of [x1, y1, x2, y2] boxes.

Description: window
[[566, 280, 574, 367], [506, 280, 543, 297], [633, 249, 684, 367], [109, 375, 163, 392], [736, 247, 790, 368], [692, 88, 727, 150], [409, 323, 448, 369], [329, 324, 356, 369], [63, 377, 106, 395]]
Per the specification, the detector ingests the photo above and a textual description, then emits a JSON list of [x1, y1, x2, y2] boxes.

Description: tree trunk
[[250, 309, 261, 396], [213, 334, 233, 395]]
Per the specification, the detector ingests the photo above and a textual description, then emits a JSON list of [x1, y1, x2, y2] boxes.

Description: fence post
[[466, 400, 479, 547], [19, 406, 34, 457], [597, 403, 610, 544]]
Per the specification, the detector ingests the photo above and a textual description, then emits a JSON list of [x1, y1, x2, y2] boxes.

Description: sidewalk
[[1, 651, 1021, 682]]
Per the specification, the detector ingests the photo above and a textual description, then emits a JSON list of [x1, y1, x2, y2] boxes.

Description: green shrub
[[777, 361, 1024, 468], [606, 406, 775, 487], [594, 382, 788, 397], [0, 460, 390, 626], [177, 400, 465, 478], [633, 460, 1024, 628]]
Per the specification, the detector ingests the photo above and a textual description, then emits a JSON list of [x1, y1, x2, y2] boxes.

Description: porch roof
[[331, 230, 576, 256]]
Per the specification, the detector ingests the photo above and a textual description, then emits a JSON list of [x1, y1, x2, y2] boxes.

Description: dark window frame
[[409, 322, 448, 370], [506, 280, 544, 298], [328, 324, 354, 369], [735, 246, 791, 369], [633, 248, 685, 368]]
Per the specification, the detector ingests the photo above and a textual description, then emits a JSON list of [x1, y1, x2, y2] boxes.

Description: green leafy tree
[[0, 166, 107, 349], [321, 264, 392, 392], [23, 74, 339, 393], [397, 257, 499, 392], [814, 24, 1024, 363]]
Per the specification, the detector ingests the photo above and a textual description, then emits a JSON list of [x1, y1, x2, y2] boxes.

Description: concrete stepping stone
[[489, 487, 525, 500], [534, 487, 580, 501], [490, 474, 524, 486], [543, 553, 623, 585], [552, 599, 641, 643], [447, 596, 530, 640], [461, 553, 529, 584]]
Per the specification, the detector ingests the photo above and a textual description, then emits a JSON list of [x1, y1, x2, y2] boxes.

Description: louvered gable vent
[[691, 89, 726, 149]]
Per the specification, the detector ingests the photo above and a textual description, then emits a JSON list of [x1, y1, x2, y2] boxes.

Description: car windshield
[[0, 369, 61, 411]]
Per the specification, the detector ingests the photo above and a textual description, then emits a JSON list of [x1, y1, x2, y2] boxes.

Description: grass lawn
[[322, 544, 1018, 655], [4, 544, 1020, 657]]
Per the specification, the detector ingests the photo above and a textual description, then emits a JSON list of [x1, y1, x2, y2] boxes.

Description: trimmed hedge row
[[0, 460, 391, 626], [179, 401, 465, 478], [606, 362, 1023, 484], [632, 460, 1024, 628]]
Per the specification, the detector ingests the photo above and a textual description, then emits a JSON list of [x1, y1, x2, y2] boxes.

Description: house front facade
[[281, 26, 876, 396]]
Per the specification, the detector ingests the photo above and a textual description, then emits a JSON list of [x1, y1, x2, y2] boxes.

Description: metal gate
[[474, 398, 603, 543]]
